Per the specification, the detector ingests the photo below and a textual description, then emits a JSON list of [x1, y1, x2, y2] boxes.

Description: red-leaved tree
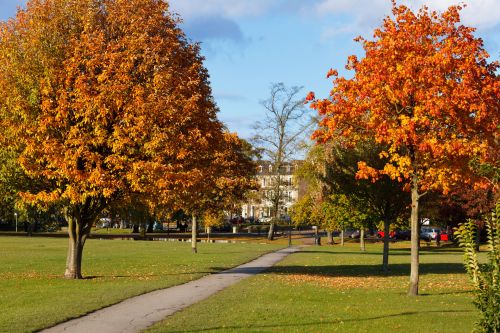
[[309, 2, 499, 295]]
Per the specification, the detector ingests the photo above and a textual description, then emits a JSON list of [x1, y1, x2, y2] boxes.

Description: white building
[[241, 160, 305, 221]]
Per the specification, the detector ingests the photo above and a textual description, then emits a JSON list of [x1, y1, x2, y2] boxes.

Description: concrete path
[[42, 246, 301, 333]]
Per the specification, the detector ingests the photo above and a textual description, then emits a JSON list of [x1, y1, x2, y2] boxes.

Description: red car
[[439, 232, 451, 241], [377, 230, 395, 238]]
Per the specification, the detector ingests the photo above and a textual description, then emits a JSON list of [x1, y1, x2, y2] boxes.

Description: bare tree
[[252, 83, 312, 240]]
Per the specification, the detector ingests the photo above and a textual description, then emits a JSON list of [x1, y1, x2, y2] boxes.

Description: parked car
[[420, 227, 442, 241], [393, 230, 411, 240], [98, 218, 111, 228], [153, 221, 163, 231], [259, 216, 272, 223], [349, 230, 361, 238], [343, 228, 359, 238], [439, 231, 452, 242]]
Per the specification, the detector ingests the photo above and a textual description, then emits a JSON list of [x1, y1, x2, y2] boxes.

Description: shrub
[[455, 203, 499, 333]]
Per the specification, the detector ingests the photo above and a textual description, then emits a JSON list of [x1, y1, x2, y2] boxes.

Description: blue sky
[[1, 0, 499, 138]]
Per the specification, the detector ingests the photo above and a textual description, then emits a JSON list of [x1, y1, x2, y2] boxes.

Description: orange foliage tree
[[175, 132, 256, 253], [0, 0, 238, 278], [309, 2, 499, 295]]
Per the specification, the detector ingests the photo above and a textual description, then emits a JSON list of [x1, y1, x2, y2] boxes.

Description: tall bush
[[456, 203, 499, 332]]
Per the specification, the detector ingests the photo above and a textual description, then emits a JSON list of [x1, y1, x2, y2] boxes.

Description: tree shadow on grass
[[82, 271, 215, 280], [390, 246, 463, 254], [165, 309, 472, 333], [210, 262, 465, 278], [302, 247, 463, 256], [266, 262, 465, 277], [297, 250, 409, 256], [418, 289, 473, 296]]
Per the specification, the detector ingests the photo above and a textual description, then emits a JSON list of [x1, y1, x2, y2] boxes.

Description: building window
[[269, 165, 272, 173], [258, 165, 263, 173], [262, 178, 266, 187]]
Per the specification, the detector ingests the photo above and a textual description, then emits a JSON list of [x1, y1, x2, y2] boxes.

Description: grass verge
[[0, 236, 283, 333], [145, 243, 478, 333]]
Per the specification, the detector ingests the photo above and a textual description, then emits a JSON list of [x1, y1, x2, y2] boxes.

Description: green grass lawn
[[145, 242, 479, 333], [0, 236, 283, 333]]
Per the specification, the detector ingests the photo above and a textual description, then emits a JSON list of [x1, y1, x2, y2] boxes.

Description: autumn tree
[[289, 195, 315, 226], [202, 210, 224, 241], [291, 148, 329, 241], [0, 0, 230, 278], [290, 194, 337, 244], [0, 148, 24, 225], [175, 132, 256, 253], [441, 185, 497, 250], [309, 2, 499, 295], [252, 83, 312, 240], [0, 146, 61, 232], [292, 146, 350, 244]]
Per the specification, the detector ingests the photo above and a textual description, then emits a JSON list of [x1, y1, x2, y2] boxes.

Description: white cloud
[[183, 15, 244, 42], [320, 24, 359, 41], [169, 0, 499, 42], [417, 0, 500, 30], [315, 0, 389, 16], [313, 0, 500, 32], [168, 0, 277, 19], [312, 0, 390, 40], [313, 0, 500, 40]]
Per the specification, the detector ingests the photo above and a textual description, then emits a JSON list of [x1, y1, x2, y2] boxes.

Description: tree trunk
[[65, 236, 86, 279], [267, 222, 275, 241], [360, 229, 366, 251], [408, 174, 420, 296], [27, 221, 33, 236], [382, 218, 390, 272], [191, 214, 197, 253], [327, 230, 334, 245], [140, 223, 146, 238], [288, 224, 292, 247], [340, 229, 345, 246], [63, 198, 106, 279], [64, 217, 90, 279], [475, 223, 481, 252]]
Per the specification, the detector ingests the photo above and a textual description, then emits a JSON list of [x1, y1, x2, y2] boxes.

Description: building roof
[[254, 160, 303, 176]]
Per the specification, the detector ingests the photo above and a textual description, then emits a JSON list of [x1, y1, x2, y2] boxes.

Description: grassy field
[[146, 242, 479, 333], [0, 236, 283, 333]]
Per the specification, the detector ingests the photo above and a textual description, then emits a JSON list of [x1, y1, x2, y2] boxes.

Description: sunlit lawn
[[0, 236, 283, 333], [146, 242, 479, 333]]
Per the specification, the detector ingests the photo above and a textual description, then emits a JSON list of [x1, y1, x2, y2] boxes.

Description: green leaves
[[455, 203, 500, 332]]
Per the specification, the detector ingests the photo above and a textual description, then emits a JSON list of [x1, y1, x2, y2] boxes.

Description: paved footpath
[[42, 246, 301, 333]]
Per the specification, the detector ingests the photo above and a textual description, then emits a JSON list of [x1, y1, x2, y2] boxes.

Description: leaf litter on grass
[[276, 273, 472, 292]]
